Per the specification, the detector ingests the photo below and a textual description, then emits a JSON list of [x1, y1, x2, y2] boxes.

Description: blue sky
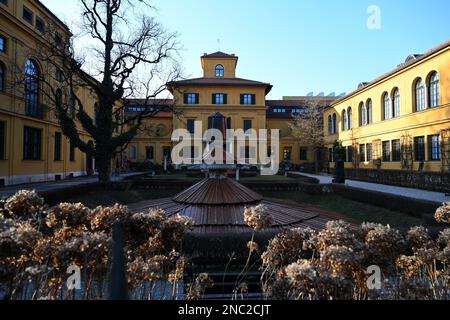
[[41, 0, 450, 99]]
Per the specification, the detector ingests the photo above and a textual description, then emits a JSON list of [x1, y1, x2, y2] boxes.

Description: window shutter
[[224, 94, 228, 105], [251, 94, 256, 105], [195, 93, 199, 104], [212, 94, 216, 105], [240, 94, 244, 105], [183, 93, 188, 104]]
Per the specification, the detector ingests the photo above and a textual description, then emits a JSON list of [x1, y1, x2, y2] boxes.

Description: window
[[382, 141, 391, 162], [55, 69, 62, 82], [23, 6, 33, 24], [392, 140, 401, 162], [328, 148, 333, 162], [146, 146, 154, 160], [215, 64, 224, 77], [36, 17, 45, 33], [342, 110, 347, 131], [366, 100, 372, 124], [69, 142, 76, 162], [300, 148, 308, 161], [292, 108, 303, 115], [328, 115, 332, 134], [332, 113, 337, 133], [213, 93, 227, 105], [187, 119, 195, 134], [0, 35, 6, 53], [241, 94, 255, 105], [359, 102, 366, 126], [383, 92, 391, 120], [129, 146, 137, 160], [366, 143, 373, 161], [415, 78, 426, 111], [69, 92, 76, 118], [0, 62, 4, 92], [273, 108, 286, 113], [23, 127, 41, 160], [244, 120, 252, 132], [283, 147, 292, 161], [393, 88, 400, 118], [429, 72, 440, 108], [359, 144, 366, 163], [25, 59, 40, 118], [54, 132, 62, 161], [0, 121, 5, 160], [184, 93, 199, 105], [347, 146, 354, 163], [0, 0, 7, 6], [414, 137, 425, 162], [429, 135, 441, 161], [347, 108, 352, 130], [55, 32, 63, 47]]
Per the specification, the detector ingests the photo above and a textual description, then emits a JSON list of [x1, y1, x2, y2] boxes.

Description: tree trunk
[[96, 153, 112, 183]]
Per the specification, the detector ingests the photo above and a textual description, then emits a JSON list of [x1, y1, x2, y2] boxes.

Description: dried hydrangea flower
[[244, 204, 272, 231], [5, 190, 44, 218], [247, 241, 259, 254], [435, 203, 450, 224], [285, 259, 317, 284]]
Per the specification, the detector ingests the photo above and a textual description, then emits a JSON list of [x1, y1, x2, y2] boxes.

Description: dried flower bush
[[259, 219, 450, 300], [0, 190, 193, 300]]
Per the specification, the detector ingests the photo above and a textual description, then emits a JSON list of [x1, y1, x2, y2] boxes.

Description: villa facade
[[324, 40, 450, 173], [0, 0, 98, 186], [125, 52, 336, 168]]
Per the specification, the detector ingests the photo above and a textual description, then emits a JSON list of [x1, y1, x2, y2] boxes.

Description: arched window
[[328, 115, 332, 134], [332, 113, 337, 134], [428, 72, 440, 108], [69, 92, 76, 118], [392, 88, 400, 118], [93, 103, 99, 125], [342, 110, 347, 131], [0, 62, 5, 92], [415, 78, 426, 111], [366, 99, 372, 124], [347, 107, 352, 130], [25, 59, 40, 117], [55, 89, 62, 120], [215, 64, 224, 77], [383, 92, 391, 120], [129, 145, 137, 160], [359, 102, 366, 126]]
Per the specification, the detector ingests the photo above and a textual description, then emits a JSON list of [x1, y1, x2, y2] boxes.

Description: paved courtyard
[[292, 172, 449, 204]]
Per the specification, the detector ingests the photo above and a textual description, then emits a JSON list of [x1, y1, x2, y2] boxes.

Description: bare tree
[[15, 0, 181, 183], [289, 98, 326, 173]]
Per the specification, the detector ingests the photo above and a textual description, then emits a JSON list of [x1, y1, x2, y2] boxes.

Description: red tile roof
[[167, 77, 273, 94]]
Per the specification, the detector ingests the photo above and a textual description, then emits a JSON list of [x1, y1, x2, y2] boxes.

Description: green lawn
[[143, 173, 296, 182], [240, 174, 296, 182], [261, 191, 423, 231]]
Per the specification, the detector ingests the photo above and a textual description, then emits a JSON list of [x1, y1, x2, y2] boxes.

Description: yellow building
[[324, 40, 450, 173], [126, 52, 336, 167], [0, 0, 97, 186]]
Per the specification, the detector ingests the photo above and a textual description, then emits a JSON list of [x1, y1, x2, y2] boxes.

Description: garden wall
[[331, 183, 441, 218], [342, 169, 450, 193]]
